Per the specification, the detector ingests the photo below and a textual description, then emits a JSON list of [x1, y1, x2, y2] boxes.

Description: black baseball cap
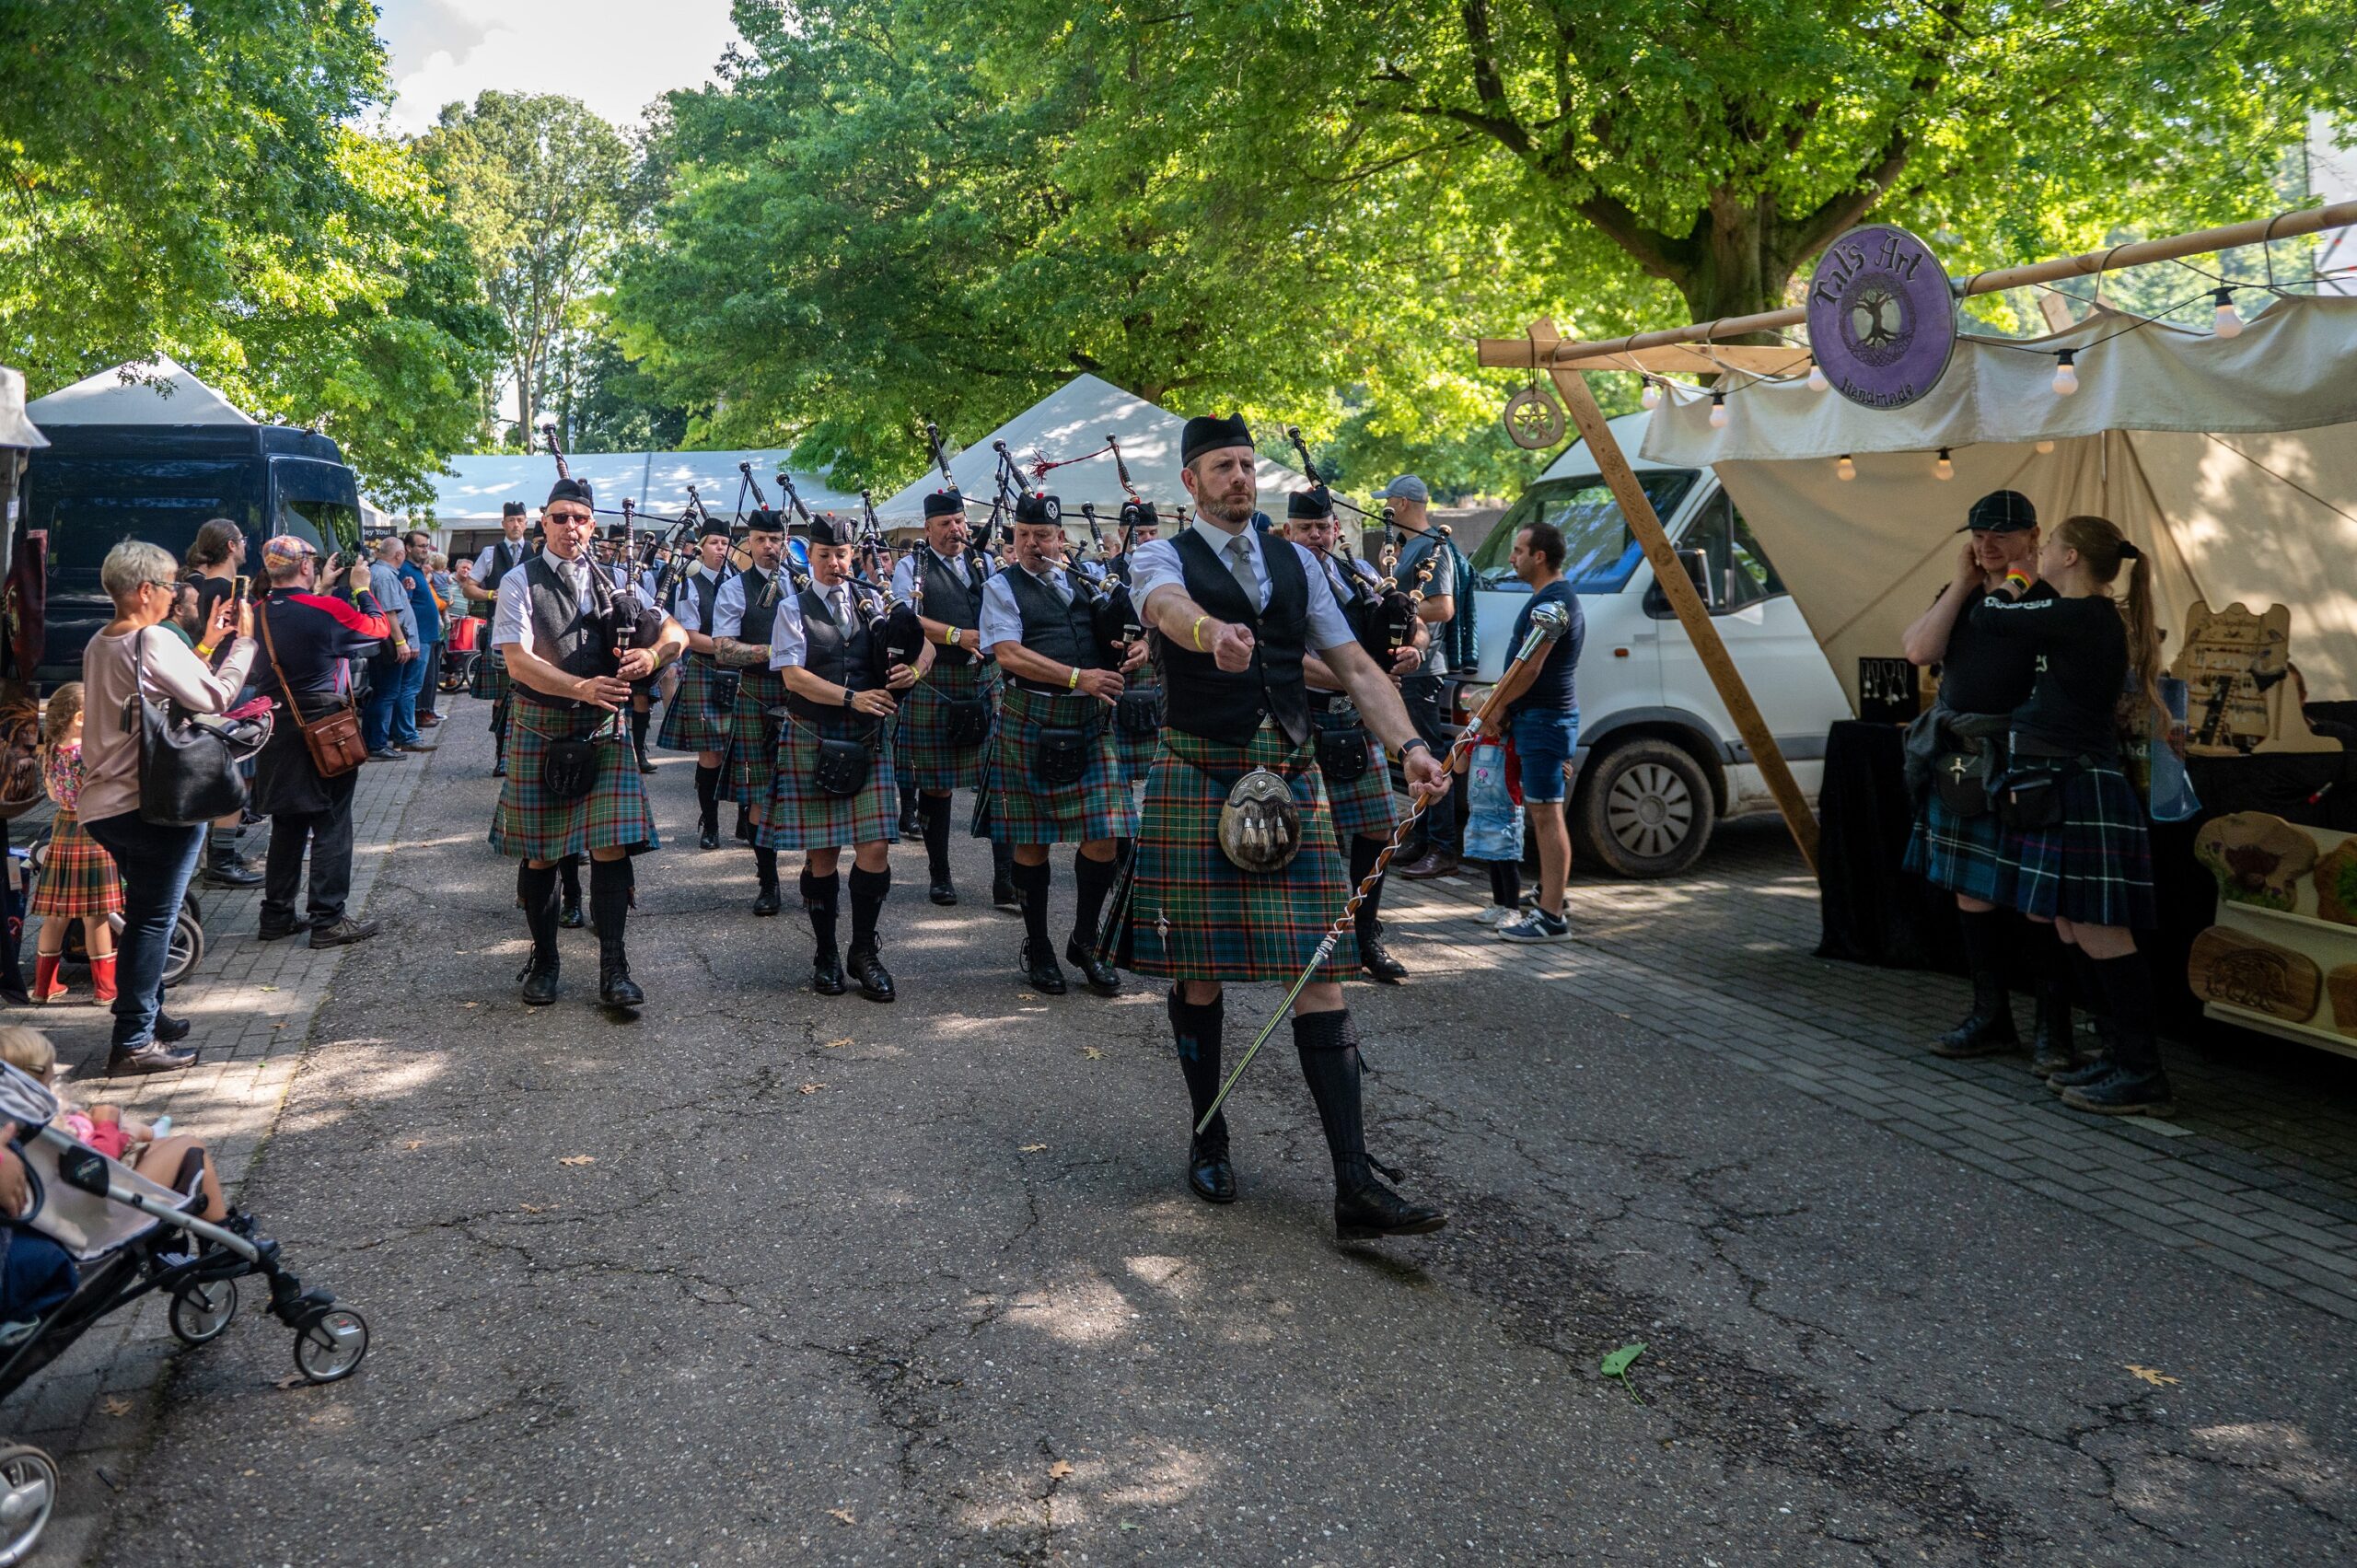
[[1962, 490, 2037, 534]]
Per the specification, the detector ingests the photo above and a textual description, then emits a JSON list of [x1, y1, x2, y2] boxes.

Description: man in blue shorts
[[1477, 519, 1585, 943]]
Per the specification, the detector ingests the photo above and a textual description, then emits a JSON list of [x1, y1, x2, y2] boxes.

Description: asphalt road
[[99, 702, 2355, 1565]]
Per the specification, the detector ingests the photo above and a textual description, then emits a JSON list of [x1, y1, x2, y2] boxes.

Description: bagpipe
[[1284, 426, 1436, 664], [856, 486, 927, 670], [540, 421, 662, 658]]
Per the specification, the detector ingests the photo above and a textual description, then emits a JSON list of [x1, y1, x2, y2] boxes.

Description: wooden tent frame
[[1474, 201, 2357, 876]]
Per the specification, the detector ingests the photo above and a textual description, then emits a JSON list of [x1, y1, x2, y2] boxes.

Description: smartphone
[[233, 575, 250, 602]]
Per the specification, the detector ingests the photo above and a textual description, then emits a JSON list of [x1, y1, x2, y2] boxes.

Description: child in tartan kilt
[[29, 684, 121, 1005]]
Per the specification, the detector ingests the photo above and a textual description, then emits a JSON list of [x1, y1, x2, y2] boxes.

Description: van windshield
[[1469, 470, 1699, 594]]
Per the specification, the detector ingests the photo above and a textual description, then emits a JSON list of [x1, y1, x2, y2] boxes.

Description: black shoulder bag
[[131, 630, 269, 825]]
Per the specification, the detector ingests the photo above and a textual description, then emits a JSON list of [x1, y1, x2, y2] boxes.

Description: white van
[[1445, 410, 1850, 877]]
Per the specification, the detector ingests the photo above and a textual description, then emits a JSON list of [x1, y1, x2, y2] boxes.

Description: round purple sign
[[1805, 224, 1955, 410]]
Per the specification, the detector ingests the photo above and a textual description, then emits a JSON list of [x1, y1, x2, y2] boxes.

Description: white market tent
[[26, 355, 256, 426], [425, 449, 860, 529], [875, 373, 1312, 524], [1639, 293, 2357, 711]]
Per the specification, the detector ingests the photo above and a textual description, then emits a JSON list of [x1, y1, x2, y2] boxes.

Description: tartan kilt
[[988, 685, 1138, 846], [895, 658, 993, 791], [30, 809, 122, 919], [1999, 761, 2158, 928], [723, 669, 788, 807], [755, 712, 901, 850], [656, 655, 733, 754], [1113, 677, 1162, 784], [1123, 724, 1355, 982], [491, 700, 660, 860], [1902, 794, 2009, 904], [473, 648, 510, 705], [1313, 710, 1397, 839]]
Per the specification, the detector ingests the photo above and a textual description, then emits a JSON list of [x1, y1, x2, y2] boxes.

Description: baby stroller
[[0, 1063, 367, 1565], [14, 832, 205, 990]]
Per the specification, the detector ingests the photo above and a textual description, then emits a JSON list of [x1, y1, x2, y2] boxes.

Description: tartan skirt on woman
[[894, 658, 993, 792], [1313, 707, 1397, 840], [1902, 794, 2010, 904], [989, 685, 1138, 847], [656, 655, 733, 754], [723, 668, 788, 810], [30, 809, 122, 920], [755, 712, 900, 852], [1123, 724, 1354, 983], [491, 700, 659, 860], [1996, 761, 2158, 928]]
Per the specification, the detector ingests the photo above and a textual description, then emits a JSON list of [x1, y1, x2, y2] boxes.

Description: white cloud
[[377, 0, 745, 136]]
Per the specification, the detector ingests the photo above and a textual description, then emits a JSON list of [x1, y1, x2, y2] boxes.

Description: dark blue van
[[21, 424, 364, 681]]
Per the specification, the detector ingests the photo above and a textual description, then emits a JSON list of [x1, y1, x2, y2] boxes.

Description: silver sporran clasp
[[1217, 767, 1301, 873]]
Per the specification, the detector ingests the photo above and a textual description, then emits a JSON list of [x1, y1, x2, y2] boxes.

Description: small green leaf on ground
[[1601, 1342, 1648, 1403]]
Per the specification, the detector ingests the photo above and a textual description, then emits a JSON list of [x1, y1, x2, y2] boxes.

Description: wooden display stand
[[2189, 811, 2357, 1059], [2169, 601, 2338, 757]]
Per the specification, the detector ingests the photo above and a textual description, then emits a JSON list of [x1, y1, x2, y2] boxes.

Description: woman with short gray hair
[[78, 540, 257, 1074]]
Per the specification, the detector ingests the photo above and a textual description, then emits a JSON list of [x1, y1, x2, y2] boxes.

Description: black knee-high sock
[[1489, 858, 1521, 909], [630, 706, 651, 756], [589, 857, 633, 968], [2066, 943, 2114, 1042], [1070, 850, 1115, 948], [1956, 907, 2012, 1003], [2090, 949, 2162, 1075], [752, 844, 778, 892], [518, 862, 560, 962], [1014, 859, 1051, 947], [849, 865, 890, 951], [802, 868, 841, 956], [1294, 1008, 1368, 1189], [1350, 835, 1386, 940], [992, 834, 1015, 881], [694, 762, 720, 827], [1169, 991, 1226, 1144], [558, 854, 582, 907], [922, 793, 952, 876]]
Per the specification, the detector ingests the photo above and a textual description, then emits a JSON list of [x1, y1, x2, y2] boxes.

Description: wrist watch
[[1399, 738, 1434, 759]]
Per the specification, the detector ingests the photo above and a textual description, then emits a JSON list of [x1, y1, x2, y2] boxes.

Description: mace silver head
[[1529, 598, 1573, 640]]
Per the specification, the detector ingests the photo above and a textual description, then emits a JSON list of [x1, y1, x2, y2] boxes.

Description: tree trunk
[[1659, 192, 1799, 340]]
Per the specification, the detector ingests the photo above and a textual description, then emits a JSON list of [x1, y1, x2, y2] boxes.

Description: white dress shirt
[[767, 575, 868, 670], [712, 565, 786, 641], [978, 563, 1078, 657], [490, 548, 595, 653], [1130, 521, 1355, 653]]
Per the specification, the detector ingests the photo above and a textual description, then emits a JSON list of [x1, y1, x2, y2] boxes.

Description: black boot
[[590, 857, 644, 1008], [1296, 1010, 1444, 1239], [632, 707, 656, 774], [1170, 991, 1235, 1203], [1351, 835, 1406, 982], [991, 836, 1018, 910], [2061, 949, 2175, 1116], [752, 846, 783, 916], [2023, 920, 2079, 1075], [1931, 908, 2018, 1057], [846, 865, 895, 1002], [923, 794, 957, 904], [517, 862, 561, 1005], [804, 869, 844, 994], [898, 781, 922, 840], [1063, 848, 1120, 994], [554, 855, 585, 929], [1014, 860, 1065, 993], [734, 802, 754, 844], [2049, 947, 2116, 1088], [695, 762, 721, 850], [202, 830, 264, 889]]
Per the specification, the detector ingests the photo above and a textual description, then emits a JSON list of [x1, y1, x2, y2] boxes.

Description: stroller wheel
[[161, 901, 205, 990], [168, 1277, 239, 1346], [292, 1307, 368, 1384], [0, 1444, 57, 1567]]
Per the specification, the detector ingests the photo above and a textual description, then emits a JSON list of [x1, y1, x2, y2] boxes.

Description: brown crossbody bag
[[258, 595, 370, 778]]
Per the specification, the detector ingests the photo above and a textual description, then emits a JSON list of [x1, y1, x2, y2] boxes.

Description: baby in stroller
[[0, 1029, 225, 1220]]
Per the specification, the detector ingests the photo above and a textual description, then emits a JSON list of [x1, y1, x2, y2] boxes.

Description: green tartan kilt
[[476, 649, 511, 710], [1113, 677, 1162, 783], [1123, 724, 1354, 982], [894, 658, 993, 791], [987, 685, 1139, 846], [491, 700, 659, 860], [723, 668, 788, 807], [754, 712, 901, 850], [656, 655, 733, 754], [1314, 710, 1398, 839]]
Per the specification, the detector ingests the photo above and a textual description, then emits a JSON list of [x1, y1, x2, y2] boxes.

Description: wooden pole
[[1529, 321, 1820, 873], [1480, 199, 2357, 367]]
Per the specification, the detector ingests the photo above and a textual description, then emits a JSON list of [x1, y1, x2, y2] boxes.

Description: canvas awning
[[424, 449, 859, 528], [1640, 294, 2357, 707], [26, 355, 256, 426]]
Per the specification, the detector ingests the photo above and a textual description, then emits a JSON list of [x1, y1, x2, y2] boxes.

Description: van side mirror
[[1678, 548, 1714, 606]]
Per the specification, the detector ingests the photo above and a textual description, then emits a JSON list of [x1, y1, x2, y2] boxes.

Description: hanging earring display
[[1503, 379, 1567, 449]]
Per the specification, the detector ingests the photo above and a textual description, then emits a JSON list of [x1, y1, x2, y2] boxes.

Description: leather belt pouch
[[1115, 688, 1164, 737], [708, 668, 742, 718], [1932, 749, 1989, 817], [541, 738, 603, 801], [1033, 726, 1093, 787], [942, 696, 991, 748], [1316, 724, 1371, 784], [813, 736, 872, 797]]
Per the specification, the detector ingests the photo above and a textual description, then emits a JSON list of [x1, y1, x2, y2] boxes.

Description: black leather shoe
[[492, 760, 506, 778], [1335, 1177, 1446, 1240], [256, 922, 301, 943], [899, 807, 923, 838], [154, 1014, 192, 1044], [637, 751, 657, 775], [1358, 935, 1408, 983], [697, 823, 720, 851], [2047, 1053, 2116, 1092], [1063, 938, 1120, 996], [1022, 938, 1067, 995], [558, 898, 586, 930], [1188, 1135, 1237, 1204], [309, 916, 380, 949], [519, 958, 561, 1006], [107, 1042, 199, 1076], [1930, 1010, 2018, 1059], [993, 875, 1019, 910], [929, 872, 958, 906], [202, 853, 265, 889], [752, 882, 783, 917], [598, 966, 645, 1009], [811, 947, 847, 996], [847, 945, 895, 1003], [2028, 989, 2078, 1075]]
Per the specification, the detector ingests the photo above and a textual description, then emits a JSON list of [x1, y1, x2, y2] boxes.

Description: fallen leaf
[[461, 1001, 481, 1009], [258, 984, 280, 993], [2126, 1365, 2181, 1387], [1599, 1342, 1646, 1378], [823, 1037, 853, 1050], [1048, 1459, 1074, 1481], [242, 1469, 259, 1477], [1081, 1047, 1106, 1061], [401, 1139, 424, 1151], [827, 1508, 856, 1527], [558, 1155, 597, 1167], [798, 1083, 826, 1095], [273, 1374, 306, 1390], [101, 1396, 133, 1417], [1019, 1144, 1048, 1154]]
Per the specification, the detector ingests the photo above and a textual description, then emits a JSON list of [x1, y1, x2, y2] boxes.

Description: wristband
[[2003, 569, 2033, 594], [195, 642, 215, 659], [1399, 738, 1433, 759], [943, 625, 957, 647], [1191, 615, 1210, 652], [1066, 666, 1081, 692]]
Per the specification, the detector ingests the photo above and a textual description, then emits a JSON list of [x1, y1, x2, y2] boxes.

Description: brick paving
[[1382, 816, 2357, 1320]]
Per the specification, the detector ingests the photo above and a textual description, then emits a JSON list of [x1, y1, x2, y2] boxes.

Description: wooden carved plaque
[[2189, 927, 2322, 1022]]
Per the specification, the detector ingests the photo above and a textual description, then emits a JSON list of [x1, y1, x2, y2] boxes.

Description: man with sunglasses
[[490, 477, 690, 1010]]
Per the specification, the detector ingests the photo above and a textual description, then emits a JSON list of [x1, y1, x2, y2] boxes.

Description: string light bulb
[[1641, 377, 1663, 411], [1836, 454, 1856, 482], [2035, 439, 2056, 455], [1708, 391, 1729, 429], [2211, 287, 2245, 339], [1934, 447, 1955, 482], [2051, 350, 2079, 397], [1807, 362, 1829, 393]]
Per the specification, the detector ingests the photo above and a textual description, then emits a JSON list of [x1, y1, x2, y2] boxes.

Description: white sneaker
[[1472, 903, 1515, 926], [1498, 909, 1572, 944]]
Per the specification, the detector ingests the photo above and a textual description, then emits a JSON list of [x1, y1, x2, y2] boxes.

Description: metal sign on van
[[1805, 225, 1955, 410]]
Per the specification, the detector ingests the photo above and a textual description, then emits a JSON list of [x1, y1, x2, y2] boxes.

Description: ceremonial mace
[[1191, 599, 1573, 1135]]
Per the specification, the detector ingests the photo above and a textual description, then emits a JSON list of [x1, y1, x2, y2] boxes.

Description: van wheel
[[1573, 738, 1715, 878]]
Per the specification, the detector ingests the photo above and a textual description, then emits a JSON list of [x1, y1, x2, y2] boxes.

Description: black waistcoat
[[514, 554, 620, 708], [733, 567, 784, 647], [919, 547, 988, 667], [1002, 565, 1103, 693], [672, 566, 729, 638], [482, 539, 528, 594], [785, 581, 880, 722], [1162, 528, 1310, 747]]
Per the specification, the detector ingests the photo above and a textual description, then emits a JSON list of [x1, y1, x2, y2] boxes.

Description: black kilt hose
[[755, 711, 901, 851], [656, 654, 733, 753], [723, 668, 788, 808], [1113, 675, 1163, 784], [1124, 724, 1355, 983], [491, 699, 660, 860], [1313, 704, 1396, 840], [989, 685, 1138, 846], [895, 657, 993, 791]]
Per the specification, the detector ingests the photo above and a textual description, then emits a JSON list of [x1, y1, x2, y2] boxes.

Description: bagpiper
[[759, 511, 930, 1001], [978, 491, 1143, 996], [710, 508, 793, 915], [489, 475, 688, 1009], [1121, 413, 1449, 1239], [462, 501, 535, 778], [889, 490, 996, 905], [599, 524, 661, 775], [1102, 499, 1166, 786], [1281, 484, 1417, 983], [657, 514, 738, 848]]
